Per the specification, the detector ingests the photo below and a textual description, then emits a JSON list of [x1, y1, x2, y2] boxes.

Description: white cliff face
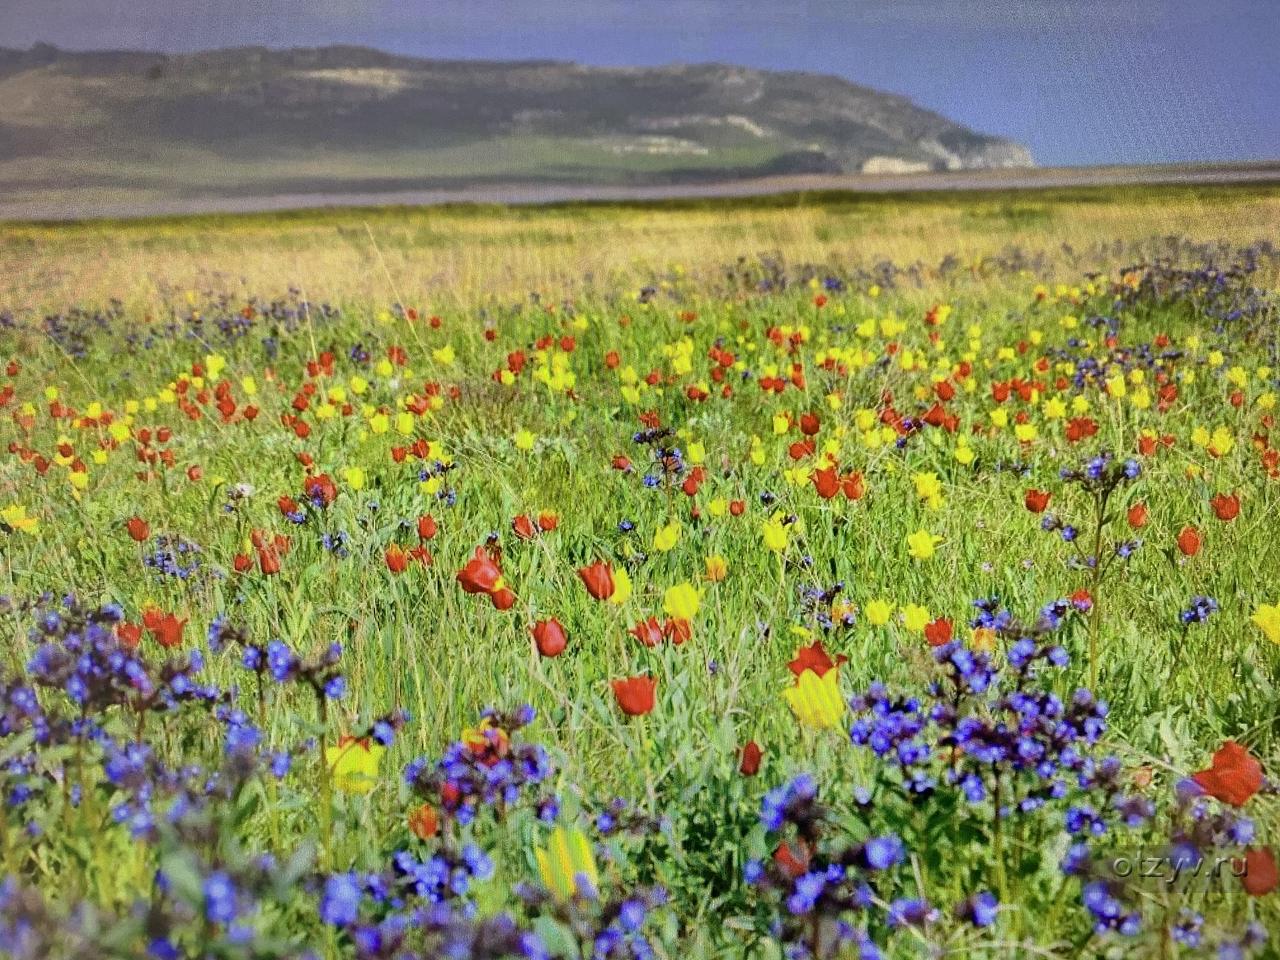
[[861, 140, 1033, 175], [961, 141, 1036, 169], [861, 156, 933, 174]]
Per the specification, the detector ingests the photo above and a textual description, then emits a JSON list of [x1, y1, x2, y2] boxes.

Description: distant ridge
[[0, 43, 1032, 208]]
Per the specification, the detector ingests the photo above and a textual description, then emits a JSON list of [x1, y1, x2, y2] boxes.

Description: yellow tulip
[[536, 826, 599, 900], [907, 529, 942, 561], [913, 472, 943, 510], [902, 604, 930, 633], [325, 738, 385, 794], [784, 669, 845, 729], [704, 555, 728, 582], [1251, 603, 1280, 644], [664, 582, 701, 621], [610, 566, 633, 605], [1, 504, 39, 535], [762, 517, 789, 554], [653, 521, 681, 553], [865, 599, 894, 626]]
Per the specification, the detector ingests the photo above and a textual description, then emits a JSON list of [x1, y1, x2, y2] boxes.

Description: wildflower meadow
[[0, 187, 1278, 958]]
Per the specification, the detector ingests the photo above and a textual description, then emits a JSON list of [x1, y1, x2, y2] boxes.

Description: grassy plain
[[0, 183, 1278, 957]]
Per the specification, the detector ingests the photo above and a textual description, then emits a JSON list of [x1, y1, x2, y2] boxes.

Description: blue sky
[[3, 0, 1276, 166]]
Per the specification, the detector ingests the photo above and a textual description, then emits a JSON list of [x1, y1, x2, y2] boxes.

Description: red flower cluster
[[457, 546, 515, 609], [142, 609, 187, 648], [1191, 741, 1263, 807], [787, 640, 847, 678], [812, 466, 866, 501]]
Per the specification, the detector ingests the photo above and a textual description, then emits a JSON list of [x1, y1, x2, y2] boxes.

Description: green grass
[[0, 189, 1278, 957]]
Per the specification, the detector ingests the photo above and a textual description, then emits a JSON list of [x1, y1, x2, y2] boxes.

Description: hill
[[0, 43, 1032, 206]]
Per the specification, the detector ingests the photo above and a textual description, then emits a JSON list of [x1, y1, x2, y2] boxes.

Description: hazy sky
[[3, 0, 1276, 167]]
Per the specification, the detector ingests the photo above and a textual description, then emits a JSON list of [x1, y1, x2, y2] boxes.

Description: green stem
[[1088, 490, 1109, 690], [317, 692, 334, 870]]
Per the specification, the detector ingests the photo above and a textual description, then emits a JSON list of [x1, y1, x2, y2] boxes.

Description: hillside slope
[[0, 44, 1033, 202]]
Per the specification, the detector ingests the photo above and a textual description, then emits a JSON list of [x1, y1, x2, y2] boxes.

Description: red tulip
[[923, 617, 953, 647], [125, 517, 150, 542], [1177, 526, 1201, 557], [117, 622, 143, 651], [531, 618, 568, 657], [787, 440, 814, 461], [739, 740, 763, 776], [662, 618, 691, 645], [512, 515, 538, 540], [812, 466, 839, 500], [799, 412, 820, 436], [1127, 502, 1148, 528], [629, 617, 664, 648], [1191, 741, 1263, 807], [1239, 848, 1278, 896], [1024, 489, 1051, 513], [457, 547, 503, 594], [490, 587, 516, 611], [729, 499, 746, 516], [1210, 492, 1240, 521], [417, 515, 438, 540], [787, 641, 847, 678], [1066, 417, 1098, 442], [611, 675, 657, 716], [537, 511, 559, 532], [142, 610, 187, 649], [303, 473, 337, 507], [385, 544, 409, 574], [408, 803, 439, 840], [233, 553, 253, 574], [773, 841, 811, 879], [256, 543, 281, 576], [841, 471, 865, 501], [577, 562, 615, 601]]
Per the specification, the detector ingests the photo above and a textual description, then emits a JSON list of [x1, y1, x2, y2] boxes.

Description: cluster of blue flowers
[[208, 615, 347, 703], [1180, 595, 1220, 626], [403, 706, 558, 827], [798, 582, 855, 633], [1062, 767, 1268, 952], [143, 534, 207, 581], [515, 881, 669, 960], [629, 426, 687, 491], [745, 774, 919, 958], [1038, 453, 1143, 566]]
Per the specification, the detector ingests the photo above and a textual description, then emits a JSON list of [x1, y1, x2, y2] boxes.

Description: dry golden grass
[[2, 183, 1277, 313]]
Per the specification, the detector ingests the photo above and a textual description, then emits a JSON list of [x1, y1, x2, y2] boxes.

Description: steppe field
[[1, 183, 1279, 959]]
